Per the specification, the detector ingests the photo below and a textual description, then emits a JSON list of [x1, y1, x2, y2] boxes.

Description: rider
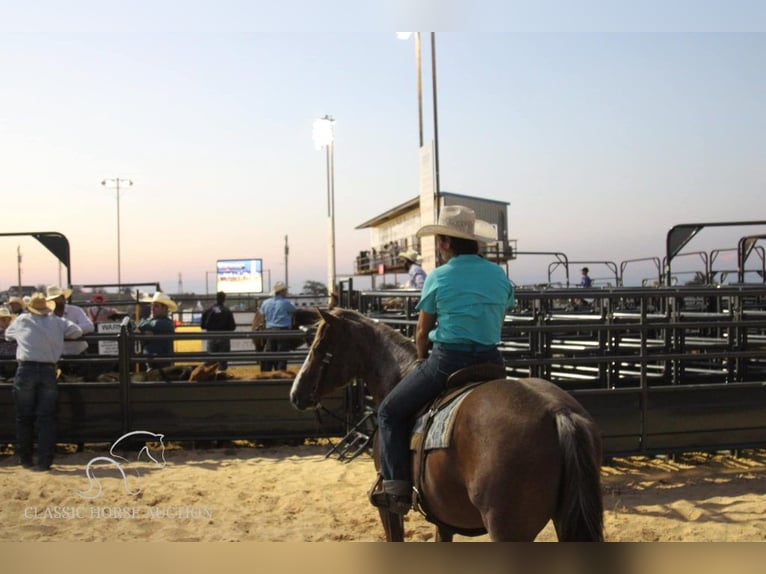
[[371, 205, 515, 514]]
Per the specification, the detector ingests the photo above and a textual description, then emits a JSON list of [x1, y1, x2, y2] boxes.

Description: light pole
[[313, 115, 336, 302], [398, 32, 440, 219], [101, 178, 133, 286], [205, 270, 216, 294]]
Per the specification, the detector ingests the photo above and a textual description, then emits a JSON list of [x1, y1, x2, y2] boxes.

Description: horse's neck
[[360, 327, 415, 406]]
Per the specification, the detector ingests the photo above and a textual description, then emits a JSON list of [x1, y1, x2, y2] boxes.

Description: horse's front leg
[[378, 509, 405, 542]]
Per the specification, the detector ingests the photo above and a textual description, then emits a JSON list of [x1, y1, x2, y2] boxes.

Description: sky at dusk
[[2, 3, 765, 294]]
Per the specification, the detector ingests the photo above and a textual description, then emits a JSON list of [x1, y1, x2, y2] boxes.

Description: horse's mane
[[329, 308, 416, 363]]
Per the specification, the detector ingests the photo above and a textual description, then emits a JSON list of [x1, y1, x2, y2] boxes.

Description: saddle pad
[[411, 387, 476, 451]]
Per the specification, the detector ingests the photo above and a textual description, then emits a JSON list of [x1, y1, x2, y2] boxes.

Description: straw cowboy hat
[[46, 285, 73, 301], [416, 205, 497, 243], [271, 281, 288, 295], [141, 292, 178, 312], [0, 307, 12, 319], [26, 292, 56, 315], [398, 250, 422, 264]]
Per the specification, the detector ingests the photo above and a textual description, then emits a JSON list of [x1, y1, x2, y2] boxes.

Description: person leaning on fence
[[4, 292, 83, 471], [0, 306, 18, 380], [257, 281, 296, 372], [47, 285, 95, 377], [201, 291, 236, 371], [137, 292, 177, 370], [398, 249, 427, 289], [370, 205, 515, 515], [86, 293, 120, 324]]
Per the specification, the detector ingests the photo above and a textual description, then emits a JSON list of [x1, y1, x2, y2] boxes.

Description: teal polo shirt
[[416, 254, 514, 347]]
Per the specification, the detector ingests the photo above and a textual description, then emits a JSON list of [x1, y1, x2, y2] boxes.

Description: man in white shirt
[[46, 285, 94, 376]]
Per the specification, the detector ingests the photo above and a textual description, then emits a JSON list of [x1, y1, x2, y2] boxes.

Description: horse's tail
[[552, 409, 604, 541]]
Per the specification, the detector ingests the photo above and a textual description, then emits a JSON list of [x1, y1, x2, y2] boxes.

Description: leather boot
[[369, 477, 412, 515]]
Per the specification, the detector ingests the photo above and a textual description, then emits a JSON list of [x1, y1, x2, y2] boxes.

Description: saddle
[[409, 363, 506, 526]]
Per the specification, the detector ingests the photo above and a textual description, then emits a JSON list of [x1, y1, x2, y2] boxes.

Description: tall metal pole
[[313, 115, 337, 302], [327, 138, 336, 299], [430, 32, 441, 220], [101, 178, 133, 287], [415, 32, 423, 148]]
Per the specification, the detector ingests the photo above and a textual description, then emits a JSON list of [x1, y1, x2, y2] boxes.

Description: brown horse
[[289, 308, 604, 542]]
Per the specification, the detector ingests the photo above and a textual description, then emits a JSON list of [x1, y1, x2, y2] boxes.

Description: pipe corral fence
[[3, 284, 766, 457]]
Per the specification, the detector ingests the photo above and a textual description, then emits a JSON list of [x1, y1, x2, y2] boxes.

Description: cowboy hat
[[46, 285, 73, 301], [270, 281, 288, 295], [141, 292, 178, 312], [7, 296, 25, 309], [0, 307, 12, 319], [398, 250, 422, 264], [416, 205, 497, 242], [27, 292, 56, 315]]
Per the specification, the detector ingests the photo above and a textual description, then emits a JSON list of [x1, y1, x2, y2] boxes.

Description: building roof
[[355, 192, 509, 230], [355, 196, 419, 230]]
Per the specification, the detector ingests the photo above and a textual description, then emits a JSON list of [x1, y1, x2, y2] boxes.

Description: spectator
[[0, 307, 17, 379], [137, 292, 177, 370], [256, 282, 295, 372], [4, 292, 83, 471], [47, 285, 95, 377], [7, 296, 26, 316], [86, 293, 120, 324], [200, 291, 236, 371], [398, 250, 427, 289], [580, 267, 592, 288]]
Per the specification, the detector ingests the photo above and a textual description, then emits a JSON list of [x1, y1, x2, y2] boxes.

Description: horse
[[289, 308, 604, 542]]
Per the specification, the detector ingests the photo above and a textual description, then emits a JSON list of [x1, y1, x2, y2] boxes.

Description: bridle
[[307, 346, 333, 407]]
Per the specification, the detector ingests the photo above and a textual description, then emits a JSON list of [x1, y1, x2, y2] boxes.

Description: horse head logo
[[75, 430, 167, 500]]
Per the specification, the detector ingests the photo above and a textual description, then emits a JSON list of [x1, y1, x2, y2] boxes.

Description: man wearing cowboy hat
[[46, 285, 95, 375], [4, 292, 83, 470], [137, 292, 177, 370], [7, 296, 26, 316], [398, 249, 427, 289], [370, 205, 515, 515], [255, 281, 296, 372]]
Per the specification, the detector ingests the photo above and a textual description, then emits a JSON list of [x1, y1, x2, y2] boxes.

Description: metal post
[[430, 32, 441, 220], [101, 178, 133, 287]]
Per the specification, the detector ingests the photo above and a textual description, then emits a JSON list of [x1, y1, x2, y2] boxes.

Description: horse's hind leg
[[482, 508, 542, 542], [435, 526, 454, 542]]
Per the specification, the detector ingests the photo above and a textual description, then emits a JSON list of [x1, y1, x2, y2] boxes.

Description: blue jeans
[[262, 328, 290, 372], [13, 362, 59, 468], [377, 345, 503, 481]]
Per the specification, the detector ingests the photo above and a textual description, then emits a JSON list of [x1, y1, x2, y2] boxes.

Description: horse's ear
[[318, 308, 334, 324]]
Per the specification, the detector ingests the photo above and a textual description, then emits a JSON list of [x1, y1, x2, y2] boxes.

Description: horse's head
[[290, 308, 353, 410]]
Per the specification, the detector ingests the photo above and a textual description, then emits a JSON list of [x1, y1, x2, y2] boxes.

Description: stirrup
[[368, 476, 412, 515]]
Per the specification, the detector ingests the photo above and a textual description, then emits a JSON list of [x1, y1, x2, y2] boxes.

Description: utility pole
[[17, 246, 22, 293], [177, 272, 183, 294], [101, 178, 133, 286], [284, 235, 289, 288]]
